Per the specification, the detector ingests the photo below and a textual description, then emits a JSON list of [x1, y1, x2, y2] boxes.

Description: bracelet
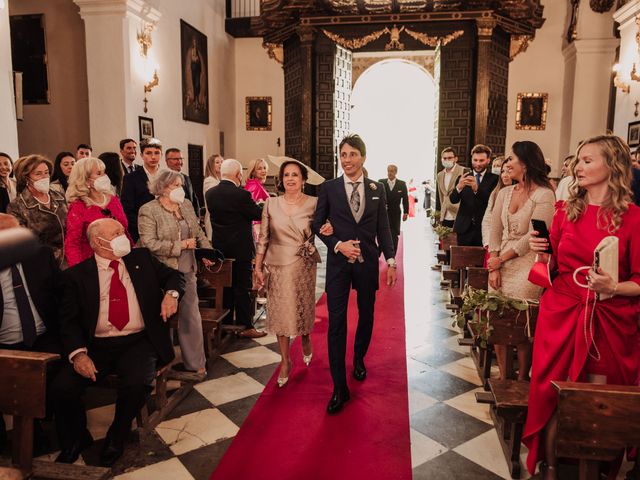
[[612, 282, 618, 296]]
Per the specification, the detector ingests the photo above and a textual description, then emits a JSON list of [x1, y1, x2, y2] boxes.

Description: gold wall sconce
[[631, 63, 640, 82], [137, 22, 155, 58], [143, 70, 159, 113], [613, 64, 631, 94]]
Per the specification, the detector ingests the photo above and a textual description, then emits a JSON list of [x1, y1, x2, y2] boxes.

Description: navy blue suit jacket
[[313, 176, 395, 290], [632, 168, 640, 207]]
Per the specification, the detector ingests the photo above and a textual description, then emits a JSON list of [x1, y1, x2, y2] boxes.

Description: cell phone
[[462, 167, 472, 177], [531, 219, 552, 254]]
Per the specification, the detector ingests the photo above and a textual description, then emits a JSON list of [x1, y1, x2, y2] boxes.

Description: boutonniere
[[369, 183, 377, 190]]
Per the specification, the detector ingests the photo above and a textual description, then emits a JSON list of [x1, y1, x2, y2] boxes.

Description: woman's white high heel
[[302, 352, 313, 366], [277, 361, 292, 387]]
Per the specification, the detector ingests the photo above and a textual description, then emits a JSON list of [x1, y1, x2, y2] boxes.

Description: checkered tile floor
[[3, 216, 633, 479]]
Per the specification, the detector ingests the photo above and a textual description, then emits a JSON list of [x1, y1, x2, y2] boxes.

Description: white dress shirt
[[0, 264, 46, 345], [143, 165, 159, 182], [343, 173, 365, 211], [555, 175, 572, 201], [388, 178, 396, 191], [443, 169, 455, 221]]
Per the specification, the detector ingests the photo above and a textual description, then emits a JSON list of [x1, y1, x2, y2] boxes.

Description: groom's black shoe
[[353, 357, 367, 381], [326, 388, 350, 415]]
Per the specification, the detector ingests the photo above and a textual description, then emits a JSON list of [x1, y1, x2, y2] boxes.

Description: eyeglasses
[[101, 208, 115, 219]]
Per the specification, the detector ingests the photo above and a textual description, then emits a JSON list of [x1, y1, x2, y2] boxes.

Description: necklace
[[283, 194, 303, 205], [88, 192, 107, 207]]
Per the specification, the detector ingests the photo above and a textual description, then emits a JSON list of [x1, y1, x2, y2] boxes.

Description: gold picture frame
[[515, 92, 548, 130], [246, 96, 272, 131]]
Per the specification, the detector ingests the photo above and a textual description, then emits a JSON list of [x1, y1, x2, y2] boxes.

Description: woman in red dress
[[523, 135, 640, 479]]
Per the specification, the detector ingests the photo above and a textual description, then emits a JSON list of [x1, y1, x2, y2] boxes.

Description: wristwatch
[[167, 290, 179, 300], [387, 258, 397, 269]]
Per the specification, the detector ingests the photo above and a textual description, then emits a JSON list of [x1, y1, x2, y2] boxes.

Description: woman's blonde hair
[[13, 154, 52, 193], [205, 154, 223, 179], [66, 157, 113, 204], [565, 134, 633, 233], [247, 158, 268, 179]]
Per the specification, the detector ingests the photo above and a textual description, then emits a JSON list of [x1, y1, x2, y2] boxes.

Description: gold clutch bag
[[594, 236, 618, 300]]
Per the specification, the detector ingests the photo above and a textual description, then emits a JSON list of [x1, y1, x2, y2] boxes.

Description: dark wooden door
[[188, 144, 204, 211]]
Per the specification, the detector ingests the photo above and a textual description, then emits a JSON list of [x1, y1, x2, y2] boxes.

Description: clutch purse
[[528, 257, 552, 289], [594, 236, 618, 300]]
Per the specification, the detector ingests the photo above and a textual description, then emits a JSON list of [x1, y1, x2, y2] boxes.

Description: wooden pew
[[435, 232, 457, 267], [446, 246, 485, 316], [0, 350, 109, 479], [553, 381, 640, 480]]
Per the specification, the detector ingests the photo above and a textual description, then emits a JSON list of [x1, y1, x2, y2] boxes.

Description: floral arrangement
[[453, 287, 538, 347], [433, 224, 453, 239]]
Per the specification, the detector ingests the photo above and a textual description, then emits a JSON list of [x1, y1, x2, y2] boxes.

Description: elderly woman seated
[[138, 169, 212, 375]]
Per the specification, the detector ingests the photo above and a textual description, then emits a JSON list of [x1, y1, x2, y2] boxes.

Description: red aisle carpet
[[211, 239, 411, 480]]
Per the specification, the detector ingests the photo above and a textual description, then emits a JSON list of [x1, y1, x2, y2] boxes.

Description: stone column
[[0, 3, 19, 157], [473, 17, 496, 147], [73, 0, 160, 154], [297, 25, 315, 167]]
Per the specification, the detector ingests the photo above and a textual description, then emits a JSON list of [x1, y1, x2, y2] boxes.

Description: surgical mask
[[32, 177, 50, 193], [169, 187, 185, 204], [93, 175, 112, 193], [99, 234, 131, 258], [491, 167, 502, 175], [442, 160, 454, 169]]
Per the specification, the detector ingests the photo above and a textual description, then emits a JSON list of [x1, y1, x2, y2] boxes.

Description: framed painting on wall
[[246, 97, 272, 131], [515, 92, 548, 130], [628, 120, 640, 148], [180, 20, 209, 124], [138, 116, 154, 141]]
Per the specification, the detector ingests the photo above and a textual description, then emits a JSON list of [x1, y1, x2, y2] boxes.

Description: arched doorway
[[349, 59, 436, 189]]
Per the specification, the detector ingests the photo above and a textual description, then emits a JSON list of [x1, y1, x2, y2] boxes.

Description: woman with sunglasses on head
[[138, 169, 213, 376], [64, 157, 132, 267]]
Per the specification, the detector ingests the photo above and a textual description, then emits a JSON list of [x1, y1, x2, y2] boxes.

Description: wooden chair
[[0, 349, 109, 479], [553, 381, 640, 480]]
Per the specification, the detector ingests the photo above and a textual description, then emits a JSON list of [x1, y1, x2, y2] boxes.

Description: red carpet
[[211, 239, 411, 480]]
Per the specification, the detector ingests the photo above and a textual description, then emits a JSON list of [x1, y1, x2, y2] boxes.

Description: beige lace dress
[[489, 185, 556, 300], [256, 196, 321, 337]]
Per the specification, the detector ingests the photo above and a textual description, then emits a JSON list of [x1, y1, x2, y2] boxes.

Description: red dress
[[64, 196, 133, 266], [523, 201, 640, 474]]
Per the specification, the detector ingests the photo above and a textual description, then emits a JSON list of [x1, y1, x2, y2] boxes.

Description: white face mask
[[93, 175, 112, 193], [32, 177, 50, 193], [491, 167, 502, 175], [169, 187, 185, 204], [99, 234, 131, 258], [442, 160, 454, 170]]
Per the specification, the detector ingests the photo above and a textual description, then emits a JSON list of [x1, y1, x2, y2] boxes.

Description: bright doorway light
[[349, 59, 436, 186]]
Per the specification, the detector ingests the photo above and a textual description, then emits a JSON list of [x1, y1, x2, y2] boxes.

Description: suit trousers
[[456, 226, 483, 247], [51, 332, 157, 450], [441, 219, 455, 228], [326, 261, 377, 391], [388, 210, 401, 252], [223, 260, 254, 329]]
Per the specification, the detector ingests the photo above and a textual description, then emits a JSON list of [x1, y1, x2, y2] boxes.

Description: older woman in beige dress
[[254, 160, 331, 387], [488, 141, 555, 380]]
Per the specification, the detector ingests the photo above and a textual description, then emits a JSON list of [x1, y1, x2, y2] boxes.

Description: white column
[[0, 2, 19, 158], [613, 0, 640, 139], [73, 0, 160, 154]]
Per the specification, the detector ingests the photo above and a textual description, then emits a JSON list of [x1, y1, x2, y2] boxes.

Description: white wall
[[505, 0, 567, 172], [0, 3, 19, 158], [9, 0, 90, 160], [234, 38, 285, 167]]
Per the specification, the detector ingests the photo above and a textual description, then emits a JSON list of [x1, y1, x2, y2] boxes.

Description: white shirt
[[68, 254, 145, 361], [443, 169, 455, 221], [0, 264, 46, 345], [388, 178, 396, 191], [143, 165, 159, 181], [556, 175, 572, 201], [343, 173, 365, 212]]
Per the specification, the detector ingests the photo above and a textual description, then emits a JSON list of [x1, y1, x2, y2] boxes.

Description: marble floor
[[2, 213, 634, 479]]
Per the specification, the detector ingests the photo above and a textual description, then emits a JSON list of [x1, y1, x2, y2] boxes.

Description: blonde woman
[[8, 154, 67, 267], [64, 157, 132, 267], [523, 135, 640, 479], [245, 158, 270, 240], [203, 154, 223, 239]]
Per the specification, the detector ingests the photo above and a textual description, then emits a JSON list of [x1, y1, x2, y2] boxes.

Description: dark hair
[[140, 137, 162, 153], [0, 152, 13, 186], [77, 143, 92, 151], [511, 141, 553, 190], [99, 152, 124, 195], [441, 147, 457, 157], [471, 144, 492, 158], [52, 151, 75, 191], [165, 148, 181, 157], [339, 134, 366, 157], [119, 138, 136, 150], [277, 160, 308, 191]]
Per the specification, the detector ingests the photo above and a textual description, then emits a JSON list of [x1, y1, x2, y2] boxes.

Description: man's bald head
[[87, 218, 125, 259], [0, 213, 19, 231]]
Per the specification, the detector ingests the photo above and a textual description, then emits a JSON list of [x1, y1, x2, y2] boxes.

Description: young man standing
[[379, 164, 408, 252]]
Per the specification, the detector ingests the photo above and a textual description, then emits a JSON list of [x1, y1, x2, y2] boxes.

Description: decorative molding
[[590, 0, 615, 12], [476, 18, 496, 38], [404, 28, 464, 47], [297, 25, 316, 44], [73, 0, 161, 22], [321, 26, 463, 51], [321, 28, 387, 50], [509, 34, 531, 60], [263, 42, 284, 65]]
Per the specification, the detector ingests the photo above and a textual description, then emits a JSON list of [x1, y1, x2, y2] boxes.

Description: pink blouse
[[244, 178, 269, 203], [64, 195, 133, 266]]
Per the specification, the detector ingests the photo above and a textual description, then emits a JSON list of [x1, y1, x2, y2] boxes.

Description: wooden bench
[[449, 246, 486, 289], [0, 349, 109, 480], [553, 381, 640, 480], [466, 266, 489, 290], [476, 379, 529, 479]]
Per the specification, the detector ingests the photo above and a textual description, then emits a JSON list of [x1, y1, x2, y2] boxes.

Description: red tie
[[108, 260, 130, 331]]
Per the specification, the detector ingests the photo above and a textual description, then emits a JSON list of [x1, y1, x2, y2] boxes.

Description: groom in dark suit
[[449, 144, 499, 246], [313, 134, 396, 414], [379, 164, 409, 252]]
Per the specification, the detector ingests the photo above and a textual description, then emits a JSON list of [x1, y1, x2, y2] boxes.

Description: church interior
[[1, 0, 640, 479]]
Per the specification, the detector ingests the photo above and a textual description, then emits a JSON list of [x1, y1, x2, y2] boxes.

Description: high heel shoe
[[277, 361, 292, 388], [303, 351, 313, 366]]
